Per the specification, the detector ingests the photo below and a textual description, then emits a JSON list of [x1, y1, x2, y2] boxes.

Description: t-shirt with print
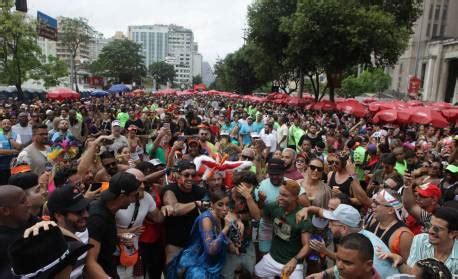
[[263, 202, 312, 264]]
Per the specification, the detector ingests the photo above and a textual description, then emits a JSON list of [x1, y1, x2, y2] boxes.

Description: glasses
[[309, 165, 323, 172], [328, 160, 339, 165], [296, 160, 306, 164], [242, 155, 253, 161], [181, 172, 196, 178], [103, 161, 117, 169]]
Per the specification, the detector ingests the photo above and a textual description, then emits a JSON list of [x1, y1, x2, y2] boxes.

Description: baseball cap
[[148, 158, 164, 167], [312, 216, 328, 229], [322, 204, 361, 228], [101, 172, 140, 201], [445, 164, 458, 174], [111, 120, 121, 127], [47, 184, 89, 214], [8, 172, 38, 191], [267, 158, 286, 175], [416, 183, 441, 200]]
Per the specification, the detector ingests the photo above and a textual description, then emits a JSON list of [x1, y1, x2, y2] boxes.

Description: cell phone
[[90, 183, 103, 191], [177, 135, 186, 141]]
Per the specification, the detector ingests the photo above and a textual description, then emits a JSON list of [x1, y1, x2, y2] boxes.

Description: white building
[[202, 61, 215, 86], [89, 32, 112, 62], [128, 24, 203, 88], [389, 0, 458, 101], [37, 37, 57, 63], [128, 25, 169, 68]]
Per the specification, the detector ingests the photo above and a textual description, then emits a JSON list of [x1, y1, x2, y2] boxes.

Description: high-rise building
[[202, 61, 215, 86], [37, 37, 57, 63], [389, 0, 458, 101], [128, 24, 203, 87], [128, 25, 169, 68]]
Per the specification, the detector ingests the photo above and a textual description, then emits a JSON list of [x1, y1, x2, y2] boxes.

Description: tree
[[213, 46, 264, 94], [247, 0, 298, 94], [90, 39, 146, 84], [148, 61, 175, 89], [30, 56, 68, 88], [341, 69, 391, 97], [59, 17, 94, 92], [192, 75, 202, 85], [0, 1, 42, 100], [281, 0, 410, 101]]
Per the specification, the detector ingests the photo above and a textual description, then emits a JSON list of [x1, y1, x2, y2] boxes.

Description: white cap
[[322, 204, 361, 228], [46, 110, 53, 115], [111, 120, 121, 127]]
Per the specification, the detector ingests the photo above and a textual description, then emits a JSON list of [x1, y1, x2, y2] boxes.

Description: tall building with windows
[[389, 0, 458, 101], [128, 24, 202, 88], [128, 25, 169, 68]]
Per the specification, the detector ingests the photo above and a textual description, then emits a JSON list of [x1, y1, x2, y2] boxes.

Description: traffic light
[[15, 0, 27, 12]]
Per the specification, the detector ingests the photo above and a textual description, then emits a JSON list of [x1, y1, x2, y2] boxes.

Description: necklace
[[374, 220, 397, 241]]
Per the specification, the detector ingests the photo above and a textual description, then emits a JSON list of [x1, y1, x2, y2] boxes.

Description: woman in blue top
[[167, 190, 242, 279]]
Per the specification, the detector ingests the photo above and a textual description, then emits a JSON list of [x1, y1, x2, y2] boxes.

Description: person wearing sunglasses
[[47, 184, 91, 279], [327, 153, 371, 209], [366, 190, 413, 264], [161, 160, 207, 265], [378, 206, 458, 275], [300, 158, 331, 209]]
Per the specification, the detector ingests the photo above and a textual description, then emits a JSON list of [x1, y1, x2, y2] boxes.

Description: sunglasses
[[181, 172, 197, 178], [309, 165, 323, 172], [242, 155, 254, 161], [428, 224, 449, 234], [103, 161, 117, 169], [328, 160, 339, 165], [296, 160, 306, 164]]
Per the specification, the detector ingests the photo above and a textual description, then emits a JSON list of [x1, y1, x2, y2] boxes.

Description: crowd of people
[[0, 93, 457, 279]]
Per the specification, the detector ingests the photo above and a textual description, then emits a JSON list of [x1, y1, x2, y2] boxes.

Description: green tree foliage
[[148, 61, 175, 89], [280, 0, 409, 101], [30, 56, 68, 88], [91, 39, 146, 84], [192, 75, 203, 85], [213, 46, 263, 94], [0, 1, 42, 100], [59, 17, 94, 92], [246, 0, 420, 101], [341, 69, 391, 97]]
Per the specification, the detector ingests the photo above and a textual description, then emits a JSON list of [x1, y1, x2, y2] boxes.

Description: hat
[[8, 172, 39, 190], [445, 164, 458, 174], [101, 172, 141, 201], [312, 216, 328, 229], [8, 225, 92, 279], [47, 184, 89, 214], [127, 125, 138, 131], [267, 158, 286, 175], [220, 131, 230, 137], [148, 158, 164, 167], [416, 183, 441, 200], [250, 132, 260, 138], [187, 138, 199, 146], [378, 189, 403, 220], [322, 204, 361, 228], [174, 160, 196, 172], [111, 120, 121, 127], [367, 144, 377, 154], [45, 109, 53, 115]]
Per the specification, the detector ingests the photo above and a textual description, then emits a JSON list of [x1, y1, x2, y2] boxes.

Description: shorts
[[255, 253, 303, 279]]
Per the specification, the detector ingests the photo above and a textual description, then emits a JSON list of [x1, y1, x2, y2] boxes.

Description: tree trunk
[[15, 83, 25, 101], [297, 70, 304, 98], [74, 63, 79, 92]]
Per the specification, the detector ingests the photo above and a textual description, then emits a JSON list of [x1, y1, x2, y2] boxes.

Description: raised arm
[[77, 135, 113, 176], [199, 216, 230, 256]]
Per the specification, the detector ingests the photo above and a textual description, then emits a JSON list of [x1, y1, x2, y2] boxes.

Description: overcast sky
[[28, 0, 253, 66]]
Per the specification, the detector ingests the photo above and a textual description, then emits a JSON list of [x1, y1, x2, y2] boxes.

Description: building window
[[426, 23, 431, 37], [434, 5, 441, 21], [440, 24, 446, 36], [432, 24, 438, 37]]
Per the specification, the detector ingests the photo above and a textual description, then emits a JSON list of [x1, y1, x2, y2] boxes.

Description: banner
[[37, 11, 57, 41]]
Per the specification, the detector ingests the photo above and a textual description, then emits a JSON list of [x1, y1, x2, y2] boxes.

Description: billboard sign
[[37, 11, 57, 41]]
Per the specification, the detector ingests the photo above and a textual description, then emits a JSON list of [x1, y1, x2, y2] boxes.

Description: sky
[[28, 0, 254, 65]]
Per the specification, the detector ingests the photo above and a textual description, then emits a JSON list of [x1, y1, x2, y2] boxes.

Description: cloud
[[28, 0, 253, 65]]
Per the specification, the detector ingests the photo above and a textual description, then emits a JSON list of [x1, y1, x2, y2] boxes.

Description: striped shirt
[[407, 233, 458, 274]]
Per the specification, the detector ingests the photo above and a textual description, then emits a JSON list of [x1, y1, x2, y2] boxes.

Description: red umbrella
[[47, 88, 80, 100], [430, 102, 453, 110], [336, 101, 368, 117], [363, 97, 377, 104], [372, 109, 413, 124], [406, 100, 423, 107], [286, 96, 309, 106], [442, 108, 458, 121], [410, 108, 449, 128], [312, 100, 336, 111]]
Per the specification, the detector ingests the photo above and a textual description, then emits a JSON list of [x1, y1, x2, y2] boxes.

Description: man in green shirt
[[116, 107, 129, 128], [287, 117, 305, 150], [393, 147, 407, 176], [254, 180, 312, 279]]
